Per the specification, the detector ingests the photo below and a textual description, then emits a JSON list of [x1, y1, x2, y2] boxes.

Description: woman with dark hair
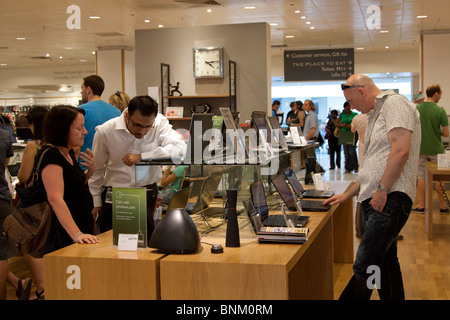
[[17, 106, 48, 184], [40, 105, 98, 251], [10, 106, 48, 299]]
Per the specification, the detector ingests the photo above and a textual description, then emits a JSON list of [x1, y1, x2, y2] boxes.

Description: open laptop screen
[[250, 180, 269, 220], [283, 167, 304, 197], [251, 111, 271, 145], [270, 175, 298, 210]]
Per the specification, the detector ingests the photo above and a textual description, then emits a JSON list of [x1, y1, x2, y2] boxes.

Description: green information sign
[[112, 187, 147, 248]]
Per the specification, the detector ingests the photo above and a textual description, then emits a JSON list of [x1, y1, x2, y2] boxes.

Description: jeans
[[339, 192, 411, 300], [343, 144, 358, 171]]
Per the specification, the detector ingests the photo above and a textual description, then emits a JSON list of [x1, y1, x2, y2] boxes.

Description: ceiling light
[[417, 15, 427, 19], [207, 9, 212, 13], [89, 16, 101, 19], [269, 23, 278, 26], [300, 16, 306, 19], [144, 19, 150, 23], [294, 10, 301, 14], [158, 24, 164, 28], [385, 46, 389, 49], [16, 37, 26, 40], [310, 26, 315, 30], [380, 30, 389, 33], [306, 21, 311, 24], [65, 47, 72, 50], [0, 64, 7, 66], [80, 59, 87, 62], [244, 6, 256, 10], [356, 47, 364, 50], [45, 53, 50, 57], [92, 51, 96, 54], [285, 35, 295, 38]]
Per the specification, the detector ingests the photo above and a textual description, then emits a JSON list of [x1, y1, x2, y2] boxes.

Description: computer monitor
[[250, 180, 269, 220], [251, 111, 271, 146], [220, 107, 248, 159], [185, 113, 214, 163], [268, 116, 288, 151], [16, 127, 33, 140], [270, 175, 298, 211]]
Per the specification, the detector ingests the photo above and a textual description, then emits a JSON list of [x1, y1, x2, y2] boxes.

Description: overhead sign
[[284, 48, 354, 81]]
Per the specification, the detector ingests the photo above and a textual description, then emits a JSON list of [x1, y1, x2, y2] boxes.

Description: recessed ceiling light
[[285, 35, 295, 38], [356, 47, 364, 50], [310, 26, 315, 30], [306, 21, 311, 24], [417, 15, 427, 19], [300, 16, 306, 19], [80, 59, 87, 62], [0, 63, 7, 66], [89, 16, 101, 19], [65, 47, 72, 50], [269, 23, 279, 26], [207, 9, 212, 13], [144, 19, 150, 23], [380, 30, 389, 33], [294, 10, 301, 14], [244, 6, 256, 10], [158, 24, 164, 28], [59, 56, 63, 59], [45, 53, 50, 57], [385, 46, 389, 49], [92, 51, 96, 54], [16, 37, 26, 40]]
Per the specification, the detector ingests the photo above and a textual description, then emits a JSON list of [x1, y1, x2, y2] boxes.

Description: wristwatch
[[377, 183, 390, 193]]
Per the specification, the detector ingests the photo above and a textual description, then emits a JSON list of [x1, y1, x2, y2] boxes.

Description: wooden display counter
[[425, 161, 450, 240], [43, 230, 165, 300], [43, 181, 353, 300], [159, 181, 353, 300]]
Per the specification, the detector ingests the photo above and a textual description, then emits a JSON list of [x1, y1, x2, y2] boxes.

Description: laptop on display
[[185, 171, 223, 214], [270, 174, 330, 212], [268, 116, 288, 151], [250, 180, 309, 227], [283, 167, 334, 199]]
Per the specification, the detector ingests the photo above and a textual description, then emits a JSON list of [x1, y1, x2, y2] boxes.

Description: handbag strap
[[31, 146, 53, 184]]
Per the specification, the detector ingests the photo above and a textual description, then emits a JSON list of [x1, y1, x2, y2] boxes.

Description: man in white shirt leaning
[[89, 95, 186, 232]]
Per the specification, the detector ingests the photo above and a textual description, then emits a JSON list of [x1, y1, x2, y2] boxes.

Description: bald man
[[324, 74, 421, 300]]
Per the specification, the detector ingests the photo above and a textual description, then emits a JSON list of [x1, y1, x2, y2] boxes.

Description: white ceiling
[[1, 0, 450, 69]]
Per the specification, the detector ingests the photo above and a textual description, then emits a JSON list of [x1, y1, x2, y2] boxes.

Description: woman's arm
[[17, 140, 37, 184]]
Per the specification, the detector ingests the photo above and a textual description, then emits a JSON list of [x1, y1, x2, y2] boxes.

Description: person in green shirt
[[159, 165, 186, 205], [413, 84, 449, 214], [336, 101, 359, 173]]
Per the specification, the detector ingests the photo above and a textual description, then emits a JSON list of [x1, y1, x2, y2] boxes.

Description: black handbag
[[2, 147, 53, 258]]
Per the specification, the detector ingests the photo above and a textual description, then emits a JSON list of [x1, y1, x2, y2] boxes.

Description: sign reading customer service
[[284, 48, 354, 81]]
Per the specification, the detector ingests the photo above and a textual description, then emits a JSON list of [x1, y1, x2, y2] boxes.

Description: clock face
[[193, 47, 223, 79]]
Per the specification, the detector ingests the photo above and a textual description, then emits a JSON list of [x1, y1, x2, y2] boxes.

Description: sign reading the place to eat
[[284, 48, 354, 81]]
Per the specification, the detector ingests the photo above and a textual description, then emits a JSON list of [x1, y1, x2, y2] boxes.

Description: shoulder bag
[[2, 147, 53, 258]]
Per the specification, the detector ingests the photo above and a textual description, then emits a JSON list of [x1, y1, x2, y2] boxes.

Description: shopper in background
[[413, 90, 426, 105], [325, 109, 341, 170], [89, 95, 186, 232], [325, 74, 421, 300], [413, 84, 449, 214], [286, 101, 299, 126], [302, 100, 319, 141], [271, 100, 280, 117], [0, 129, 32, 300], [14, 111, 29, 128], [336, 101, 359, 173], [12, 105, 48, 299], [109, 90, 131, 113], [295, 100, 306, 130], [78, 75, 121, 169]]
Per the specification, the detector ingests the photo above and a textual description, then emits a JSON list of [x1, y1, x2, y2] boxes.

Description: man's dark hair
[[331, 109, 339, 116], [426, 84, 441, 98], [83, 75, 105, 96], [128, 95, 158, 117], [43, 105, 85, 148]]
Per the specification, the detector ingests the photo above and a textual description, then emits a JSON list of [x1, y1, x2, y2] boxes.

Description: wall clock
[[193, 46, 224, 79]]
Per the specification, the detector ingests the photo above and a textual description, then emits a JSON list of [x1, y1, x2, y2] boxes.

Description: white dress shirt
[[89, 111, 186, 207]]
